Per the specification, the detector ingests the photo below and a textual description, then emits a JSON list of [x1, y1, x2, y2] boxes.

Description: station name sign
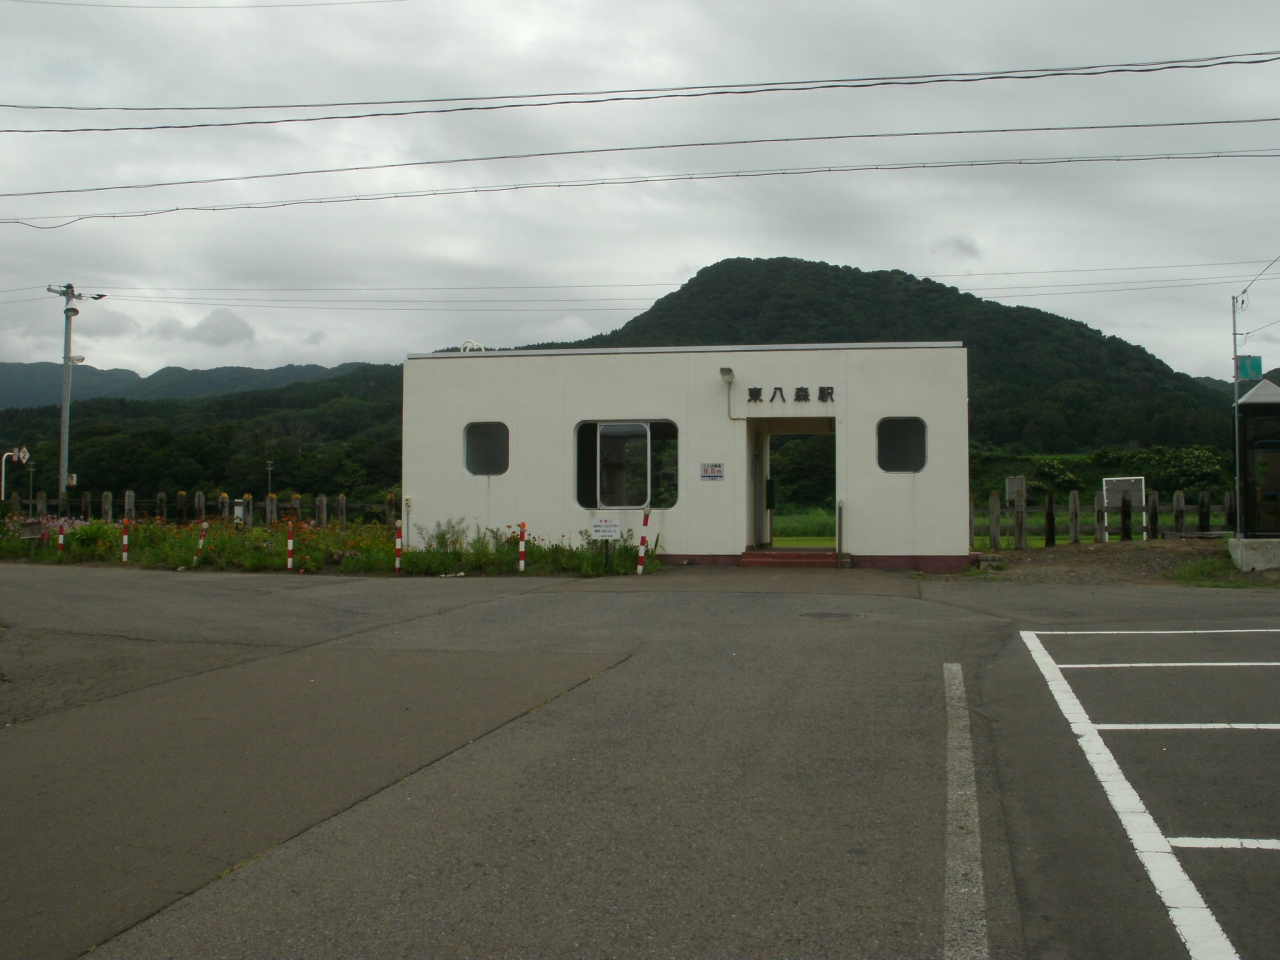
[[746, 386, 835, 403]]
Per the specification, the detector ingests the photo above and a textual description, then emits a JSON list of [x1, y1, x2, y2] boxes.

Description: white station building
[[402, 342, 970, 571]]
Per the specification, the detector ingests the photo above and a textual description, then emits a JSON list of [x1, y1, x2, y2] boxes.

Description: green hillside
[[533, 257, 1230, 452], [0, 365, 400, 501], [0, 361, 365, 409], [0, 257, 1237, 505]]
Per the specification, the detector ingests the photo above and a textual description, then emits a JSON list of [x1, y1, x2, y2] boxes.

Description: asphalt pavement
[[0, 563, 1276, 959]]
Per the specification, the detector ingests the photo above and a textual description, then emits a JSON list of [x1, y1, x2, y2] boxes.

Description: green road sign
[[1238, 355, 1262, 380]]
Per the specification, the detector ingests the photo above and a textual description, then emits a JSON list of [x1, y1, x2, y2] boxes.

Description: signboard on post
[[1238, 355, 1263, 381], [16, 446, 29, 465], [1004, 476, 1026, 506], [591, 517, 621, 541]]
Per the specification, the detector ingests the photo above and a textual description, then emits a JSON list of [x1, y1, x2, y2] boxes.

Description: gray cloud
[[151, 309, 256, 346], [1, 0, 1277, 382], [931, 235, 982, 260], [75, 309, 141, 339]]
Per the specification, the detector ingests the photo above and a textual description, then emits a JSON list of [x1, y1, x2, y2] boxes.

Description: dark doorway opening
[[769, 434, 836, 547]]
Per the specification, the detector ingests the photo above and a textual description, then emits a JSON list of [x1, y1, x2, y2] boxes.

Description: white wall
[[402, 344, 969, 559]]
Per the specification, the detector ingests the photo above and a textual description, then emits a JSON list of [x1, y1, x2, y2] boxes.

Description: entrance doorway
[[769, 433, 836, 548], [747, 417, 836, 551]]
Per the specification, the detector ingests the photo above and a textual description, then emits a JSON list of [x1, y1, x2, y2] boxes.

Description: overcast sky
[[1, 0, 1279, 379]]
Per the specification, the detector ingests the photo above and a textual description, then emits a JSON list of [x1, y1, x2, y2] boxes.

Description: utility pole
[[46, 283, 105, 498], [1232, 293, 1241, 539]]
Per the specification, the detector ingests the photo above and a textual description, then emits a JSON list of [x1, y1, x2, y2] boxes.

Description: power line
[[5, 50, 1273, 111], [7, 146, 1280, 229], [3, 50, 1278, 132], [928, 259, 1273, 279], [9, 115, 1280, 199]]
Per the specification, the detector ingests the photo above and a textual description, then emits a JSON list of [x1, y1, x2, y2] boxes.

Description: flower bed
[[0, 515, 656, 577]]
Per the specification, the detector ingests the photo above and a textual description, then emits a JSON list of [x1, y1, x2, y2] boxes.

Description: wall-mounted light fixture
[[720, 367, 734, 384]]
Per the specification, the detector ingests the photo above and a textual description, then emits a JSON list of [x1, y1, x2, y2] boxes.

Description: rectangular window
[[576, 421, 679, 509], [465, 422, 509, 475], [877, 417, 927, 473]]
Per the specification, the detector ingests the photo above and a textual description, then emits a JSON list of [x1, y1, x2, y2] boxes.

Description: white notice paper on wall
[[700, 463, 725, 480], [591, 518, 621, 541]]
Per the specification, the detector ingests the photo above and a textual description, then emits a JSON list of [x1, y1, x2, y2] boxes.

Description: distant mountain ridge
[[0, 361, 366, 409], [531, 257, 1232, 452]]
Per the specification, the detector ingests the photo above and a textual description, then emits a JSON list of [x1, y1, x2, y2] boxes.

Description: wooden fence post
[[243, 494, 254, 527], [266, 493, 277, 525], [1094, 490, 1107, 543], [102, 491, 113, 523], [1044, 490, 1056, 547], [1224, 491, 1236, 534], [1198, 490, 1211, 533], [81, 491, 91, 520], [219, 492, 230, 518], [337, 493, 347, 525], [315, 494, 327, 527], [1120, 491, 1133, 541], [1014, 487, 1027, 549], [385, 494, 397, 528], [194, 491, 205, 520], [1068, 490, 1080, 544], [156, 491, 167, 523], [1147, 490, 1160, 539], [177, 491, 188, 522], [36, 491, 47, 516], [1173, 490, 1185, 535], [291, 494, 302, 521], [57, 493, 68, 517], [987, 491, 1001, 551]]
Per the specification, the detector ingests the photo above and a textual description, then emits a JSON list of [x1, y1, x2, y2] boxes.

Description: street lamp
[[46, 283, 106, 499], [1231, 253, 1280, 538]]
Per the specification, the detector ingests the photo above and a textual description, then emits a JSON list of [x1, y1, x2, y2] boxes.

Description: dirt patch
[[936, 537, 1277, 587]]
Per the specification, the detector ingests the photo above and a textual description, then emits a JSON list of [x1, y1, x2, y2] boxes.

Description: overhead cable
[[8, 115, 1280, 198], [2, 50, 1278, 132], [6, 146, 1280, 229]]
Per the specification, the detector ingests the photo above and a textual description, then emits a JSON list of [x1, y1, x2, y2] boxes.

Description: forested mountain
[[0, 365, 400, 501], [0, 361, 365, 409], [0, 257, 1238, 502], [532, 257, 1231, 452]]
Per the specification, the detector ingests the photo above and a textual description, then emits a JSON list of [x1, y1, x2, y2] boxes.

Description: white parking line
[[943, 663, 989, 960], [1169, 838, 1280, 850], [1097, 723, 1280, 730], [1038, 629, 1280, 635], [1060, 662, 1280, 669], [1021, 630, 1239, 960]]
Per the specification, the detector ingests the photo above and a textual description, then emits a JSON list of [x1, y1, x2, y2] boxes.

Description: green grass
[[772, 536, 837, 548], [772, 508, 835, 538]]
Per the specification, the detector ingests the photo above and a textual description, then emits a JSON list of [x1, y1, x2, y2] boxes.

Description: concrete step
[[739, 550, 839, 569]]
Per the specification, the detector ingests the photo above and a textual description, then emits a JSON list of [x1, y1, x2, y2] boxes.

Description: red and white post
[[57, 522, 64, 557], [122, 517, 129, 564], [518, 522, 526, 572], [287, 520, 294, 571], [394, 519, 403, 573], [637, 506, 651, 575], [194, 521, 208, 567]]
